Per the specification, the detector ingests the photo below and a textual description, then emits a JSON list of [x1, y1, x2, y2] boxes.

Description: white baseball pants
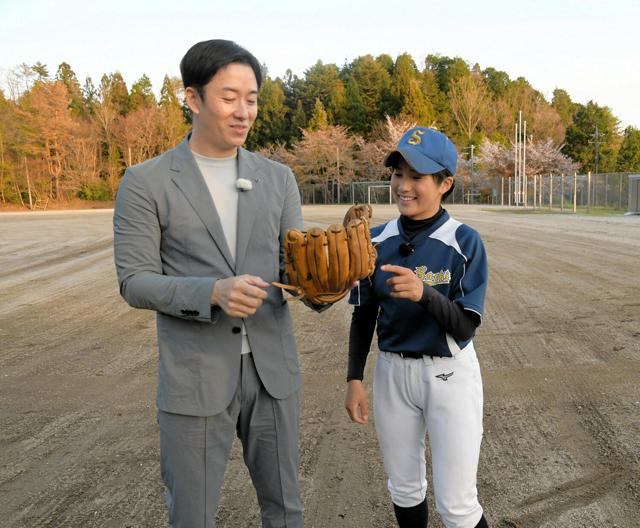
[[373, 344, 484, 528]]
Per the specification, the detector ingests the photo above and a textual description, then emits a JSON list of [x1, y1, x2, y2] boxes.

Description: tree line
[[1, 54, 639, 207]]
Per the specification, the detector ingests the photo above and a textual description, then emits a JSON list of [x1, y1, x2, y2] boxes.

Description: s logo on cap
[[407, 129, 425, 145]]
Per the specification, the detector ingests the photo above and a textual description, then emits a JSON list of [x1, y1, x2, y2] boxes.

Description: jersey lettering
[[415, 266, 451, 286]]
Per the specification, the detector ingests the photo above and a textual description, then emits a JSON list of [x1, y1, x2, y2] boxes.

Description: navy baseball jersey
[[349, 210, 488, 357]]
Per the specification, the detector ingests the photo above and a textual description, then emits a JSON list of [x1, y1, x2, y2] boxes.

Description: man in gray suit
[[113, 40, 304, 527]]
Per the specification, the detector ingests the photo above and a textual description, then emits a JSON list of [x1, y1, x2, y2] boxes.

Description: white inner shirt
[[192, 150, 251, 354]]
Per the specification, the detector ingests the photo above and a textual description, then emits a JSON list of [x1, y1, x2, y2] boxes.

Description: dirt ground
[[1, 205, 639, 528]]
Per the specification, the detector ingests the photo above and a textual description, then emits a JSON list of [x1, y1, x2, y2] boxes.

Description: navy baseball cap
[[384, 127, 457, 176]]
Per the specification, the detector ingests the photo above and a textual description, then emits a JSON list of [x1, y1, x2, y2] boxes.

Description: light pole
[[514, 112, 527, 206]]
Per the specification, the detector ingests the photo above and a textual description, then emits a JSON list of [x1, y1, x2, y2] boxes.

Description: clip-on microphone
[[399, 243, 415, 257]]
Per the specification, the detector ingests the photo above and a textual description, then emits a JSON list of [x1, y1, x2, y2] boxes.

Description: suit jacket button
[[232, 326, 241, 334]]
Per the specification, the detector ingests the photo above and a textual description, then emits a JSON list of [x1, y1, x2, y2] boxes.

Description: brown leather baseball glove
[[274, 204, 377, 304]]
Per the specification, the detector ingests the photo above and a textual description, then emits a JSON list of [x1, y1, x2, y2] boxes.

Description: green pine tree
[[82, 76, 98, 114], [327, 80, 347, 125], [56, 62, 85, 116], [424, 55, 470, 95], [376, 54, 395, 75], [343, 75, 367, 134], [247, 78, 288, 148], [159, 75, 181, 108], [31, 62, 49, 81], [617, 126, 640, 171], [482, 67, 510, 98], [302, 61, 341, 115], [290, 99, 307, 140], [552, 88, 577, 128], [390, 53, 418, 115], [348, 55, 392, 129], [99, 72, 129, 115], [308, 98, 329, 130], [129, 74, 156, 112], [565, 101, 620, 172], [401, 78, 434, 126]]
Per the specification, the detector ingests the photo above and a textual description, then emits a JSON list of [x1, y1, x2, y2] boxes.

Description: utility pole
[[588, 125, 607, 208], [588, 125, 606, 174], [466, 144, 475, 204]]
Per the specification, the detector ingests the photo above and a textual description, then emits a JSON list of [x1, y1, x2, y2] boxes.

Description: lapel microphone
[[399, 243, 415, 257]]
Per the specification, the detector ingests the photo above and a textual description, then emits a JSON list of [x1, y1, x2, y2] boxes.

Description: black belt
[[397, 351, 428, 359]]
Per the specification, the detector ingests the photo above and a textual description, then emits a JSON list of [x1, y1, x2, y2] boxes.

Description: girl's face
[[390, 158, 453, 220]]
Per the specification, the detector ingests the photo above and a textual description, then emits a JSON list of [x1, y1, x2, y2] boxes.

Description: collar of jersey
[[397, 209, 450, 243]]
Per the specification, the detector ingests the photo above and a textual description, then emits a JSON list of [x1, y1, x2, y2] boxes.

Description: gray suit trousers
[[158, 353, 302, 528]]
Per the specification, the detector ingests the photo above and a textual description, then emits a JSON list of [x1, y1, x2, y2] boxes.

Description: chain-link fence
[[299, 173, 637, 213], [499, 172, 632, 212], [299, 180, 489, 206], [299, 181, 392, 206]]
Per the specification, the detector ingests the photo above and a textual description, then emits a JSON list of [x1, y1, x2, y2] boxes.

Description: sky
[[1, 0, 639, 128]]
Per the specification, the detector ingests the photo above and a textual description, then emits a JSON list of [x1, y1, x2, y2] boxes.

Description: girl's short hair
[[388, 165, 455, 202], [432, 169, 455, 202]]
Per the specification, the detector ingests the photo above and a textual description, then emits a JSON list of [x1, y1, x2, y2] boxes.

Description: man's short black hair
[[180, 39, 262, 100]]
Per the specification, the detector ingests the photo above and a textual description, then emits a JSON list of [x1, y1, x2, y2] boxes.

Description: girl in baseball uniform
[[345, 127, 490, 528]]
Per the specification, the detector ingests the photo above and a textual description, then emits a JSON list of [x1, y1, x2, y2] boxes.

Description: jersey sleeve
[[347, 303, 379, 381], [452, 227, 488, 321], [420, 285, 479, 340]]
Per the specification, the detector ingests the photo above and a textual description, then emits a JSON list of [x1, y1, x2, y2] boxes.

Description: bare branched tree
[[289, 126, 359, 188], [478, 137, 579, 179], [114, 106, 162, 167], [18, 81, 79, 200], [381, 114, 417, 147], [65, 120, 100, 193], [449, 74, 490, 142]]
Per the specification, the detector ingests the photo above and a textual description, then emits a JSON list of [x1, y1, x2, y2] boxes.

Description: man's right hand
[[211, 275, 269, 318], [345, 379, 369, 424]]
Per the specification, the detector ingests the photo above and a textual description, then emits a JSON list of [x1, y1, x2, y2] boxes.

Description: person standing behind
[[114, 40, 304, 527], [344, 127, 490, 528]]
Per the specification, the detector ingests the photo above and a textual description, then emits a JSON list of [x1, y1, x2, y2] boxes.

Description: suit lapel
[[169, 137, 235, 272], [235, 147, 260, 273]]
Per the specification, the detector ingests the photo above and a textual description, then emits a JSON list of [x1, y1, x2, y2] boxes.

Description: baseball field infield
[[1, 205, 638, 527]]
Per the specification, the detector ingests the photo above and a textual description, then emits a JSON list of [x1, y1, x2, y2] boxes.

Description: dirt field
[[1, 205, 639, 528]]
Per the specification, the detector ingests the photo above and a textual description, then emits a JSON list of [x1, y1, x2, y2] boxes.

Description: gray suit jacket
[[113, 137, 303, 416]]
